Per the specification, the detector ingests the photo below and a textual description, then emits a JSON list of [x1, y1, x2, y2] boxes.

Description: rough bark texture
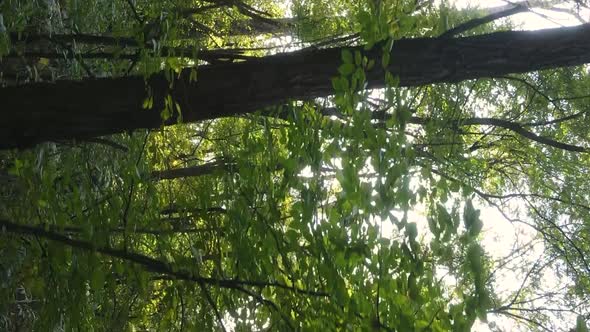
[[2, 24, 590, 149]]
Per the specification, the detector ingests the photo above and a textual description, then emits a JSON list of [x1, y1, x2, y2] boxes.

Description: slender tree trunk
[[229, 17, 297, 36], [151, 160, 232, 180], [2, 24, 590, 149]]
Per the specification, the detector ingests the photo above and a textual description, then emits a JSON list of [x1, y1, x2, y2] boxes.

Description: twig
[[125, 0, 144, 24], [440, 3, 528, 38], [82, 137, 128, 152], [198, 282, 227, 332]]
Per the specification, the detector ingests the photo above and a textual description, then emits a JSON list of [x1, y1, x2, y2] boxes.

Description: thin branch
[[490, 309, 553, 332], [546, 6, 587, 23], [494, 75, 564, 112], [0, 219, 329, 298], [151, 160, 232, 180], [320, 105, 589, 152], [523, 109, 588, 127], [459, 117, 588, 152], [9, 32, 257, 63], [501, 257, 543, 310], [525, 199, 590, 274], [425, 164, 590, 212], [440, 3, 529, 38], [176, 4, 225, 17], [232, 285, 294, 330], [59, 225, 221, 235], [82, 137, 129, 152], [160, 206, 227, 215], [125, 0, 144, 24], [198, 282, 227, 332]]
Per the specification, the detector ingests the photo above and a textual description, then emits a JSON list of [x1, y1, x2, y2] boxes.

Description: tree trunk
[[151, 160, 232, 180], [229, 17, 297, 36], [2, 24, 590, 149]]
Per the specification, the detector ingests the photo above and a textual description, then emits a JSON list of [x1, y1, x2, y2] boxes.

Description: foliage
[[1, 0, 590, 331]]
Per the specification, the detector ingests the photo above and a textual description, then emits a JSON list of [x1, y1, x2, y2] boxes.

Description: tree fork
[[2, 24, 590, 149]]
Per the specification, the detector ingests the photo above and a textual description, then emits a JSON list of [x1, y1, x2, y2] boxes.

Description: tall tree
[[2, 24, 590, 148], [2, 1, 590, 331]]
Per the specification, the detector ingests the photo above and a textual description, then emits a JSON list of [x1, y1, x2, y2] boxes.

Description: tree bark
[[151, 160, 232, 180], [2, 24, 590, 149]]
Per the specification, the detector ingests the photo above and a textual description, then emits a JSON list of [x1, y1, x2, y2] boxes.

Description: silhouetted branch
[[440, 3, 529, 38], [0, 219, 329, 298]]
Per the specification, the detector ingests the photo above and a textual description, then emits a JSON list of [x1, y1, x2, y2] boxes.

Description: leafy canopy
[[1, 0, 590, 331]]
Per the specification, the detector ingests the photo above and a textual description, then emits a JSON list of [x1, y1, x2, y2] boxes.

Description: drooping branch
[[327, 105, 588, 152], [0, 219, 329, 297], [319, 107, 589, 153], [419, 159, 590, 213], [2, 24, 590, 149], [458, 117, 588, 152]]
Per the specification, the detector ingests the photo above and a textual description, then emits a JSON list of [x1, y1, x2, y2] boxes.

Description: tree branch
[[458, 117, 588, 152], [0, 219, 330, 298], [440, 3, 529, 38]]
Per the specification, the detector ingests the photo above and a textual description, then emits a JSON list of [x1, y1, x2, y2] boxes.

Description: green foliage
[[2, 0, 590, 331], [578, 316, 589, 332]]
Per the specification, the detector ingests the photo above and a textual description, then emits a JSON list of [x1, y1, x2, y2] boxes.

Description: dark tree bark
[[151, 160, 232, 180], [228, 17, 297, 36], [2, 24, 590, 149]]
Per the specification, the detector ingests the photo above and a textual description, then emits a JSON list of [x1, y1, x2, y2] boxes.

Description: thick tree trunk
[[2, 24, 590, 149]]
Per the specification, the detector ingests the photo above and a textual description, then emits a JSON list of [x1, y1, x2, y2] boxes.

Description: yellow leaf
[[38, 58, 50, 66]]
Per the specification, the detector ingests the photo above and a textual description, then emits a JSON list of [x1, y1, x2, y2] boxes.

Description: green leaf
[[354, 50, 362, 66], [90, 269, 105, 291], [437, 204, 452, 229], [577, 316, 589, 332], [463, 200, 482, 236], [428, 217, 439, 237], [341, 49, 353, 64], [332, 77, 342, 91], [338, 63, 356, 76], [467, 243, 484, 289], [406, 222, 418, 241], [382, 52, 390, 69], [408, 273, 419, 300]]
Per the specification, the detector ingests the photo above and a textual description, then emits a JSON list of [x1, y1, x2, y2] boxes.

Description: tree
[[2, 23, 590, 148], [1, 0, 590, 331]]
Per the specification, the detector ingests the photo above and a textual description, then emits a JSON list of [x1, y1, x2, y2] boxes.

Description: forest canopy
[[1, 0, 590, 331]]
